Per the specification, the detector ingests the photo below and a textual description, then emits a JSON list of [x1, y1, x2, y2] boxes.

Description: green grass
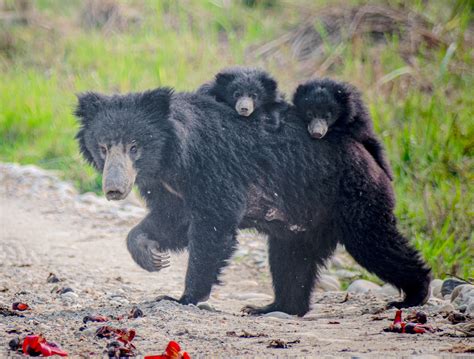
[[0, 0, 472, 279]]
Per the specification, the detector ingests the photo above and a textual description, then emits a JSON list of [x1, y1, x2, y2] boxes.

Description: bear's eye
[[130, 144, 137, 154], [250, 93, 257, 100], [99, 144, 107, 156], [306, 110, 313, 118], [233, 91, 242, 99]]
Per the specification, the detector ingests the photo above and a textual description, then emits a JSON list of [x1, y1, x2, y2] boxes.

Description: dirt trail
[[0, 163, 471, 357]]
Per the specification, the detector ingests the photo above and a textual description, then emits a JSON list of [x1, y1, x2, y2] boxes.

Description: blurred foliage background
[[0, 0, 472, 279]]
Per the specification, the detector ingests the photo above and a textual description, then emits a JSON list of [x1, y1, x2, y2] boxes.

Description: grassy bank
[[0, 0, 472, 278]]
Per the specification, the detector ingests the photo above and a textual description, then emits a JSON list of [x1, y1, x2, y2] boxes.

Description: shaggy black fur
[[293, 78, 394, 181], [197, 67, 285, 131], [75, 88, 431, 316]]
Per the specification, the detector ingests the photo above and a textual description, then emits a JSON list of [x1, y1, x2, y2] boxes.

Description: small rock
[[441, 278, 467, 296], [57, 287, 74, 295], [451, 284, 474, 315], [467, 302, 474, 316], [378, 284, 399, 297], [8, 337, 20, 351], [197, 303, 216, 312], [347, 279, 381, 294], [451, 284, 472, 302], [333, 269, 360, 280], [437, 303, 455, 314], [46, 273, 60, 283], [233, 292, 273, 301], [430, 279, 443, 299], [263, 311, 294, 320], [60, 291, 79, 302], [315, 274, 340, 292]]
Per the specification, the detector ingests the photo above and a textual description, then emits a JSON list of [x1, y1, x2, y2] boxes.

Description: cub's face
[[75, 89, 172, 201], [214, 70, 278, 117], [294, 81, 346, 139]]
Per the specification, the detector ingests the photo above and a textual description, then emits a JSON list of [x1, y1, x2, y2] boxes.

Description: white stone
[[263, 311, 294, 320], [315, 274, 341, 292], [430, 279, 443, 299], [347, 279, 381, 294]]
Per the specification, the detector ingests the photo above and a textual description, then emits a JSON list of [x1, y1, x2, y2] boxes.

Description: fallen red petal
[[145, 341, 191, 359], [165, 341, 182, 358], [393, 310, 402, 324], [22, 335, 67, 357], [12, 302, 29, 311]]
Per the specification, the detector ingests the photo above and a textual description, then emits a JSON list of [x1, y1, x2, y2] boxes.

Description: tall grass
[[0, 0, 472, 278]]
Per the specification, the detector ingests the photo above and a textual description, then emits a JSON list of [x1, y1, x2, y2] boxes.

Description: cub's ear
[[292, 84, 309, 105], [215, 72, 235, 87], [74, 92, 106, 125], [259, 73, 277, 95], [332, 83, 352, 104], [139, 87, 173, 119]]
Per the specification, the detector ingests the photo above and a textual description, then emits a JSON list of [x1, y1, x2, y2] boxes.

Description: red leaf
[[12, 302, 29, 311]]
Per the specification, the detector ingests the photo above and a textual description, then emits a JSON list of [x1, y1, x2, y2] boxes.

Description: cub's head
[[293, 79, 357, 139], [213, 67, 278, 117], [74, 88, 173, 200]]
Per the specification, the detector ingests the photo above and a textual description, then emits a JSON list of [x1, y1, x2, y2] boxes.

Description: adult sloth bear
[[75, 88, 431, 316]]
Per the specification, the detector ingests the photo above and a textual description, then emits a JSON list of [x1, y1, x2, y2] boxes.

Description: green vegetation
[[1, 0, 472, 278]]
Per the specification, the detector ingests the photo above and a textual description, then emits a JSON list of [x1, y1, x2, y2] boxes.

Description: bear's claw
[[150, 248, 170, 271]]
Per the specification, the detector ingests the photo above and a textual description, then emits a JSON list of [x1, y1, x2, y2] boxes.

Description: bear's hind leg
[[341, 216, 431, 308]]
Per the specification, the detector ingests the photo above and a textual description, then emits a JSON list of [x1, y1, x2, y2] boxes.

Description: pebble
[[430, 279, 443, 299], [451, 284, 474, 315], [197, 303, 216, 312], [333, 269, 360, 280], [315, 274, 340, 292], [232, 292, 273, 301], [347, 279, 381, 294], [263, 311, 294, 320], [437, 303, 455, 313], [378, 284, 399, 297], [60, 291, 78, 298], [441, 278, 467, 297]]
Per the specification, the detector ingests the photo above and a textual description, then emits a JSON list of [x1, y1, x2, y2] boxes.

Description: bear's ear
[[139, 87, 173, 119], [74, 92, 106, 125], [259, 73, 277, 96], [215, 72, 235, 87]]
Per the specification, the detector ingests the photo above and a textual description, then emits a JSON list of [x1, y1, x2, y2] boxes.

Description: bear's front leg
[[158, 218, 238, 305], [127, 211, 189, 272]]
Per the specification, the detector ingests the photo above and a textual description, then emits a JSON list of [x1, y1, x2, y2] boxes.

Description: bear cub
[[197, 67, 285, 131], [293, 78, 393, 181]]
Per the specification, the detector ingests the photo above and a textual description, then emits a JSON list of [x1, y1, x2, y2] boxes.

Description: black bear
[[197, 67, 285, 131], [293, 78, 394, 181], [75, 87, 431, 316]]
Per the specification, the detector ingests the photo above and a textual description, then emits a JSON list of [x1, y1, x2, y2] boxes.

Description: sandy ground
[[0, 163, 472, 357]]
